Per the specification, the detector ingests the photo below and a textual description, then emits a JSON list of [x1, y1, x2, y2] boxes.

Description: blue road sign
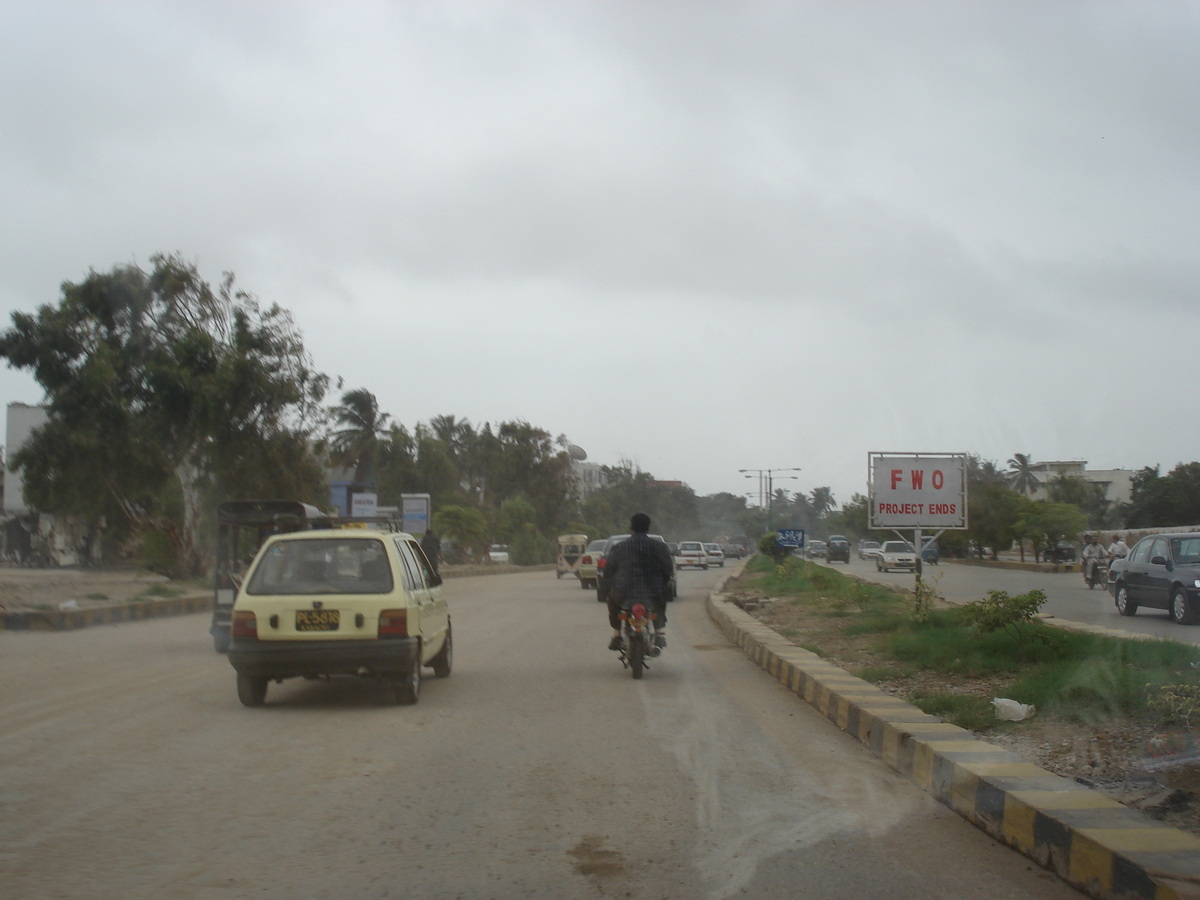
[[776, 529, 805, 548]]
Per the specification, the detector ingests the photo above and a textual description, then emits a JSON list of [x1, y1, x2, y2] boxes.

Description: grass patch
[[910, 692, 996, 732], [735, 556, 1200, 726], [140, 584, 185, 599]]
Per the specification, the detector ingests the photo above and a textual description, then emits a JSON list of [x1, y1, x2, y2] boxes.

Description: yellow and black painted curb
[[707, 592, 1200, 900], [1, 593, 212, 631]]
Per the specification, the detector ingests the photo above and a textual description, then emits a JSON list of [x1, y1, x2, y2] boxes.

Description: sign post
[[776, 528, 806, 551], [400, 493, 432, 536], [868, 453, 968, 586]]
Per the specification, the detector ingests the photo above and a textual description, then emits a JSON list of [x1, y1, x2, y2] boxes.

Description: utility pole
[[739, 467, 802, 535]]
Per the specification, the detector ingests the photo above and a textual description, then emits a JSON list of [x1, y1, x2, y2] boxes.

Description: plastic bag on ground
[[992, 697, 1036, 721]]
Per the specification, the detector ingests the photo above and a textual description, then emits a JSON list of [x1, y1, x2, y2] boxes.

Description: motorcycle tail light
[[231, 610, 257, 638], [598, 557, 607, 570], [632, 603, 647, 618], [378, 609, 408, 637]]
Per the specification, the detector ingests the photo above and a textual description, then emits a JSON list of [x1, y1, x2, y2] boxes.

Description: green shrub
[[961, 589, 1048, 656], [510, 523, 555, 565], [757, 532, 792, 564]]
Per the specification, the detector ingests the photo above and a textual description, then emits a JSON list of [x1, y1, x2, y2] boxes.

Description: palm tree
[[810, 486, 836, 519], [1006, 453, 1041, 496], [329, 389, 391, 483]]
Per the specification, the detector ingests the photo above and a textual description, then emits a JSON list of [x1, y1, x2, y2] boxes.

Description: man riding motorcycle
[[604, 513, 674, 651], [1082, 533, 1109, 585]]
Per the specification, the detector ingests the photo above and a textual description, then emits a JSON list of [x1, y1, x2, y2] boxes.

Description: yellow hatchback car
[[227, 530, 451, 707]]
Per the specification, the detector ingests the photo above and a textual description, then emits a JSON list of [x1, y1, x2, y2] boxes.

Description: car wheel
[[212, 628, 231, 654], [236, 673, 267, 707], [1115, 584, 1138, 617], [392, 646, 421, 704], [430, 623, 453, 678], [1171, 588, 1196, 626]]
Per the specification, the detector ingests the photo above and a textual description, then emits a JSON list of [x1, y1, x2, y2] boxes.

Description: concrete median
[[708, 578, 1200, 900]]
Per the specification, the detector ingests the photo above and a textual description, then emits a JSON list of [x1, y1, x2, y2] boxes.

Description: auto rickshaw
[[556, 533, 589, 580], [210, 501, 332, 653]]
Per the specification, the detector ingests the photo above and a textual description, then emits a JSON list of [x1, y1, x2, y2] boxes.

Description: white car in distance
[[876, 541, 916, 573], [702, 543, 725, 568], [675, 541, 708, 569]]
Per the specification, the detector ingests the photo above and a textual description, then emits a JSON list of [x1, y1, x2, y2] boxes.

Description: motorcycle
[[617, 601, 661, 679], [1084, 557, 1110, 590]]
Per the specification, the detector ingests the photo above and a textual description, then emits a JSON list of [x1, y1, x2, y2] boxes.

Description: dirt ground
[[0, 566, 192, 612], [723, 571, 1200, 837]]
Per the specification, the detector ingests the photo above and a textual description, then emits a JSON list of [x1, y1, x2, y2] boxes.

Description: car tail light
[[378, 609, 408, 637], [582, 554, 592, 564], [231, 610, 257, 638]]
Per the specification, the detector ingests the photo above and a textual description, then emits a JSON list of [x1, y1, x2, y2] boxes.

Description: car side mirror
[[1151, 556, 1168, 566]]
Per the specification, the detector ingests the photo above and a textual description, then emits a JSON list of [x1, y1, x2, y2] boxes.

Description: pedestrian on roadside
[[420, 528, 442, 576]]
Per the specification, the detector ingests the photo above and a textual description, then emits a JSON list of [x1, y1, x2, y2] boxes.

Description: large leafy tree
[[1125, 463, 1200, 527], [0, 254, 328, 573]]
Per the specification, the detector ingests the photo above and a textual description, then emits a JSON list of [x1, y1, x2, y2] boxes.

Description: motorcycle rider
[[1082, 533, 1109, 584], [1107, 533, 1130, 560], [604, 513, 674, 651]]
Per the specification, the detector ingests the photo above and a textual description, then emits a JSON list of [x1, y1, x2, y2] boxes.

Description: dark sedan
[[1109, 533, 1200, 624]]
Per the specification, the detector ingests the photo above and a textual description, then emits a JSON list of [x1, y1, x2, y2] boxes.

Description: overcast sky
[[1, 1, 1197, 508]]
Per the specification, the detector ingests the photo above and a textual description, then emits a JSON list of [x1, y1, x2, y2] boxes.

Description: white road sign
[[869, 453, 967, 530]]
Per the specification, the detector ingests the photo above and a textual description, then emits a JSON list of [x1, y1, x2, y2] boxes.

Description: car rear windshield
[[704, 544, 720, 551], [246, 538, 394, 595], [586, 540, 606, 552], [1172, 538, 1200, 565], [680, 542, 703, 551]]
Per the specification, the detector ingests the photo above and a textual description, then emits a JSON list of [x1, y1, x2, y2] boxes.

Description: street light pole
[[739, 467, 802, 536]]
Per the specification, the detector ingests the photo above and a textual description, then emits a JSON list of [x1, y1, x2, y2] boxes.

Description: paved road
[[823, 554, 1200, 645], [0, 568, 1081, 899]]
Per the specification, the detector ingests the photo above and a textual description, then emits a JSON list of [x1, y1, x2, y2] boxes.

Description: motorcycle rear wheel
[[628, 636, 644, 679]]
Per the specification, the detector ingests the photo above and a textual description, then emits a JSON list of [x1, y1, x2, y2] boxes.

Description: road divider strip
[[707, 572, 1200, 900], [1, 564, 559, 632]]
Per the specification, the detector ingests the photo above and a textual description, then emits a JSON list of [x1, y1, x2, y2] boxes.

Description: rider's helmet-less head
[[630, 513, 651, 534]]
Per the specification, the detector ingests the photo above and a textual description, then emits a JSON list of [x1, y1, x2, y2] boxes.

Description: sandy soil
[[0, 566, 188, 612]]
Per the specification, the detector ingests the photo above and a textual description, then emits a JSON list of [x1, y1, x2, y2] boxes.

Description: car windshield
[[586, 540, 605, 552], [829, 536, 846, 542], [862, 542, 879, 548], [704, 544, 720, 551], [246, 538, 394, 595], [882, 542, 911, 553], [1171, 538, 1200, 564]]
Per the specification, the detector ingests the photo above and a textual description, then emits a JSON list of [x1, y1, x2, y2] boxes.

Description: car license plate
[[296, 609, 340, 631]]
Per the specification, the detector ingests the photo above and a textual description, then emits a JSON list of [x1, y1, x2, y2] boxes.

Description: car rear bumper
[[228, 637, 420, 679]]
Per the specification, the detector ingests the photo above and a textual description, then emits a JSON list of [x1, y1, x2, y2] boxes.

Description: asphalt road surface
[[0, 567, 1082, 900], [825, 554, 1200, 645]]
